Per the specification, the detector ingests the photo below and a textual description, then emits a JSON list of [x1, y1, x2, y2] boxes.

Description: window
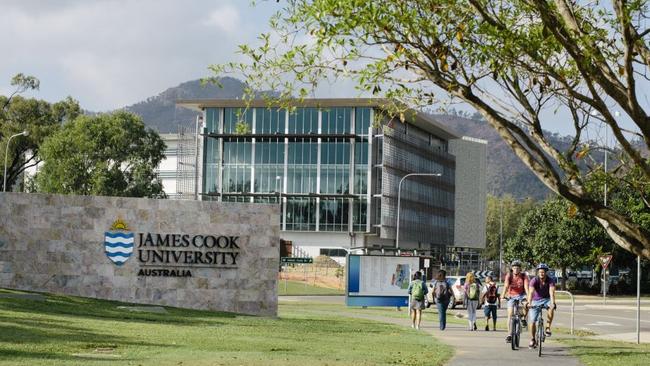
[[320, 138, 350, 194], [287, 139, 317, 194], [320, 248, 348, 257], [288, 108, 318, 134], [222, 138, 252, 193], [355, 107, 372, 135], [352, 198, 367, 232], [319, 198, 349, 231], [205, 108, 220, 133], [255, 108, 285, 134], [285, 198, 317, 231], [224, 108, 253, 134], [321, 107, 351, 134], [203, 137, 220, 194]]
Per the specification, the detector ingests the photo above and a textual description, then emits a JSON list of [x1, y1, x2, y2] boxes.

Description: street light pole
[[3, 130, 29, 192], [499, 200, 503, 281], [396, 172, 442, 250], [637, 255, 641, 344]]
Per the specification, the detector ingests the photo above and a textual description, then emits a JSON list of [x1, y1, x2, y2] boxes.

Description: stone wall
[[0, 193, 280, 316]]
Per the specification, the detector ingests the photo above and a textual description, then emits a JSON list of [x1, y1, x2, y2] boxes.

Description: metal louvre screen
[[176, 123, 199, 200], [380, 126, 455, 246]]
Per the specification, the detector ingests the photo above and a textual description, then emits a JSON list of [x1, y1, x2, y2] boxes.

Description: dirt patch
[[280, 258, 345, 289]]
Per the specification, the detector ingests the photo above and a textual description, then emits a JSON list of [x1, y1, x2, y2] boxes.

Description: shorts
[[507, 294, 526, 309], [410, 298, 425, 310], [483, 304, 497, 319], [529, 298, 551, 323]]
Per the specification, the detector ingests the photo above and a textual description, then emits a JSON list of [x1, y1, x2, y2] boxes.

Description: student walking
[[481, 275, 499, 331], [432, 270, 453, 330], [464, 272, 480, 331], [407, 271, 427, 330]]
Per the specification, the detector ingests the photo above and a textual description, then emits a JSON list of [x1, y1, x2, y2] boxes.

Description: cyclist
[[526, 263, 557, 349], [501, 260, 529, 343]]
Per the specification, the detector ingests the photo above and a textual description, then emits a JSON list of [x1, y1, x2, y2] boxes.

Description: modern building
[[176, 99, 486, 265]]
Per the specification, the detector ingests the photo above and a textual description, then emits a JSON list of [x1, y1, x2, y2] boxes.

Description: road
[[281, 295, 650, 342], [551, 298, 650, 341]]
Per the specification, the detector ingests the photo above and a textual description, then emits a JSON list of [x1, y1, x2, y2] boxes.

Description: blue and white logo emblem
[[104, 219, 134, 266]]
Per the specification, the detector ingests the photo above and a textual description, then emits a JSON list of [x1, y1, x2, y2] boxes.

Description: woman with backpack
[[481, 275, 499, 331], [407, 271, 427, 330], [464, 272, 480, 331]]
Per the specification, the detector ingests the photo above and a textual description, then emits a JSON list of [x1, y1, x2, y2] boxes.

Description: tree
[[504, 198, 611, 289], [1, 74, 79, 191], [36, 111, 167, 198], [484, 194, 537, 260], [213, 1, 650, 259]]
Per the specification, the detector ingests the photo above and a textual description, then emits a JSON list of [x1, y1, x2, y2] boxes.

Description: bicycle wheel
[[510, 316, 517, 351], [514, 320, 520, 348], [537, 319, 544, 357]]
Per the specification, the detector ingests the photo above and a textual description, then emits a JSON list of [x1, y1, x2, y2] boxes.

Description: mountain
[[123, 78, 564, 200], [125, 77, 248, 133]]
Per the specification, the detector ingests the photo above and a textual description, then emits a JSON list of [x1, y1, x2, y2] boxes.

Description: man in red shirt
[[501, 260, 529, 343]]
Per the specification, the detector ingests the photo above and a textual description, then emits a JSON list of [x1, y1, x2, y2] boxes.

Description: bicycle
[[530, 304, 550, 357], [507, 298, 525, 350]]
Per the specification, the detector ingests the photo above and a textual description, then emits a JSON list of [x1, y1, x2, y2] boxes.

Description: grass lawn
[[279, 299, 470, 326], [277, 280, 344, 296], [557, 338, 650, 365], [0, 289, 451, 366]]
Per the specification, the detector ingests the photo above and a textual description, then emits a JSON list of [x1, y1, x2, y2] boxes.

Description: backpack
[[468, 283, 479, 300], [486, 284, 498, 304], [411, 280, 424, 301], [434, 280, 451, 302]]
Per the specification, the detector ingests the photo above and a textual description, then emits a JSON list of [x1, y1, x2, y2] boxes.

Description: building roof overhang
[[176, 98, 459, 139]]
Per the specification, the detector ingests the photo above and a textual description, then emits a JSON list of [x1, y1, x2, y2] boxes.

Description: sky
[[0, 0, 283, 112], [0, 1, 637, 140]]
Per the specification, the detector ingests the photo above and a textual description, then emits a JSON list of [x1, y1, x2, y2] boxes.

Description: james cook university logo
[[104, 218, 134, 266]]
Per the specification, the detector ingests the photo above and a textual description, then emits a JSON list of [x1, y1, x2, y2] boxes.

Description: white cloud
[[0, 0, 272, 111], [203, 5, 241, 34]]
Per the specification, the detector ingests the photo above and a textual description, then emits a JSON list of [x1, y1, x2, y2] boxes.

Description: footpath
[[338, 311, 582, 366]]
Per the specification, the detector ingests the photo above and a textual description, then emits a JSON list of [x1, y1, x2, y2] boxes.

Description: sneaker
[[474, 323, 477, 331], [505, 335, 512, 343], [545, 328, 552, 337], [528, 339, 537, 349], [485, 325, 489, 331], [415, 325, 420, 330], [521, 319, 527, 327]]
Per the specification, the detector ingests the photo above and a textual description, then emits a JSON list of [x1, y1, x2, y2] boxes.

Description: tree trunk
[[561, 266, 567, 291]]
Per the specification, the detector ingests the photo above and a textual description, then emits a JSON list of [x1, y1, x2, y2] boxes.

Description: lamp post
[[396, 172, 442, 250], [499, 199, 503, 281], [3, 130, 29, 192]]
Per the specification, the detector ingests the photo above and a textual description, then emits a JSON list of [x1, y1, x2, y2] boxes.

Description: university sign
[[104, 219, 241, 277], [1, 193, 278, 316]]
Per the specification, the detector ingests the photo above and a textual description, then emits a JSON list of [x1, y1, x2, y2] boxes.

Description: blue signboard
[[346, 254, 421, 307]]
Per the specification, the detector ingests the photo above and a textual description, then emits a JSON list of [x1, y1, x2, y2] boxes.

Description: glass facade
[[203, 106, 372, 233], [201, 104, 455, 247]]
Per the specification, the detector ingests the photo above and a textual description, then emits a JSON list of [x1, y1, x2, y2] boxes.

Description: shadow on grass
[[0, 348, 138, 363], [0, 319, 170, 348], [0, 288, 238, 326]]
